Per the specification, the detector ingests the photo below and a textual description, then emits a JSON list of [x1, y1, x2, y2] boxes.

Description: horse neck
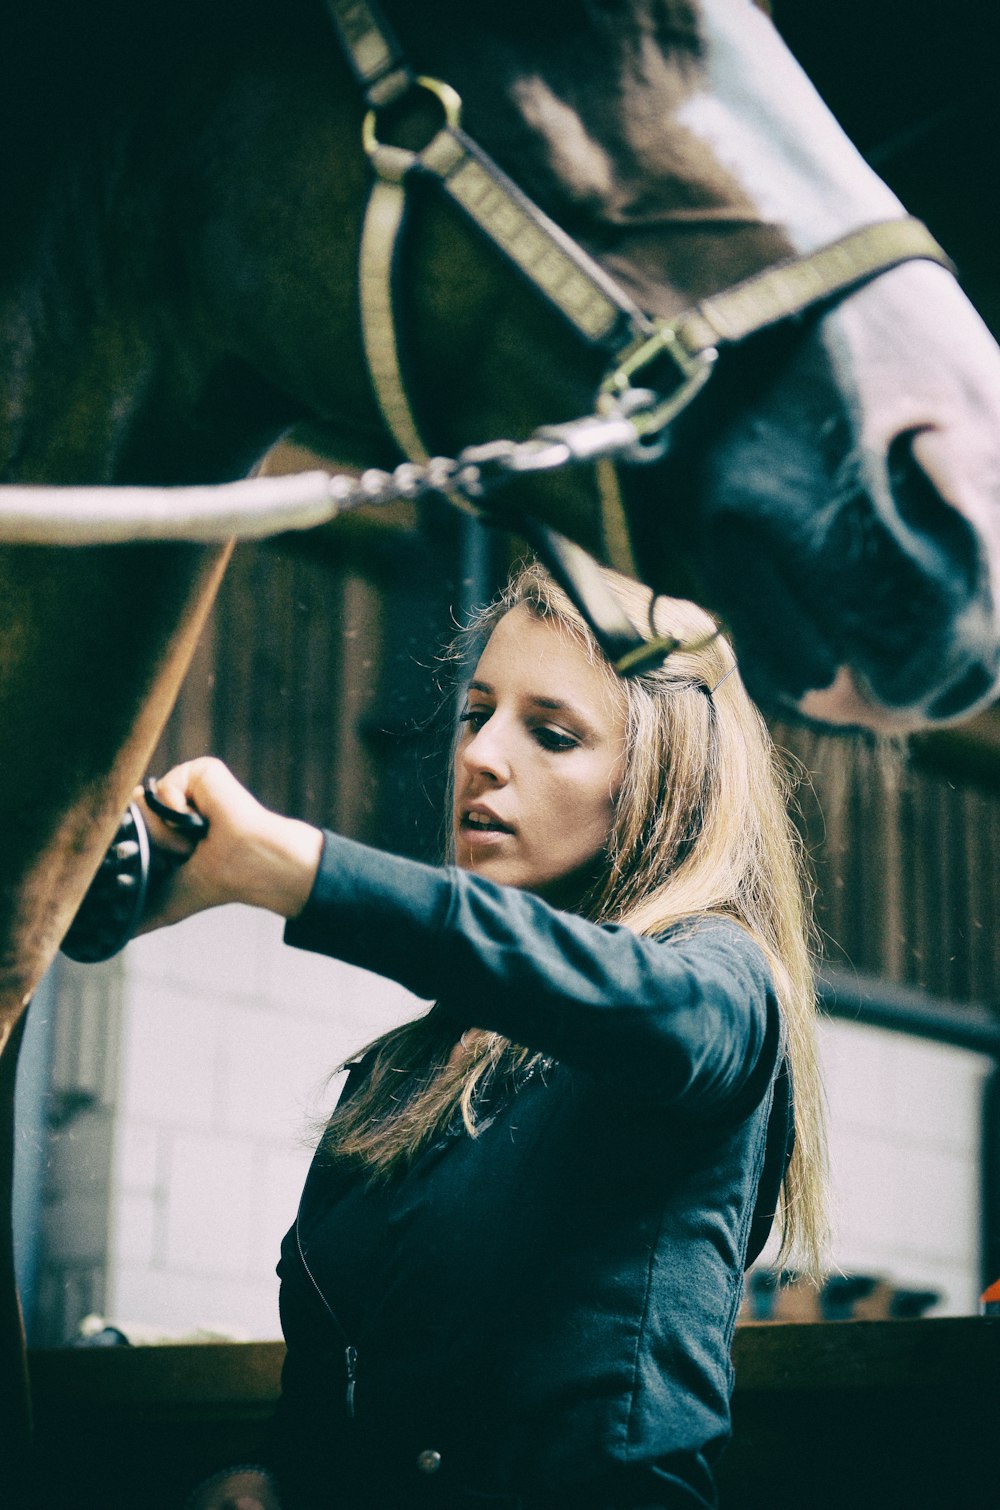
[[0, 7, 368, 488], [0, 181, 299, 487]]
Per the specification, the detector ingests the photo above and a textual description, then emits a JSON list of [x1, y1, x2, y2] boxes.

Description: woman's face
[[453, 604, 627, 905]]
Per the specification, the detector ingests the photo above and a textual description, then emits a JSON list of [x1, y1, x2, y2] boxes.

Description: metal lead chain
[[336, 407, 645, 516]]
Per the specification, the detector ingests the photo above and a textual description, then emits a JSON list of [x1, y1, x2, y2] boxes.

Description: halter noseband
[[327, 0, 953, 674]]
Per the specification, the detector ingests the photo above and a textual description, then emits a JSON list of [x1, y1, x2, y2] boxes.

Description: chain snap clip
[[598, 322, 718, 462]]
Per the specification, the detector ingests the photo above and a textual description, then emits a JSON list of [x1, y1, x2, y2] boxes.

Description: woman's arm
[[286, 829, 781, 1116], [140, 759, 779, 1114]]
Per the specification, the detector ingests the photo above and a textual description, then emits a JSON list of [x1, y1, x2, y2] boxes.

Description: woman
[[155, 562, 826, 1510]]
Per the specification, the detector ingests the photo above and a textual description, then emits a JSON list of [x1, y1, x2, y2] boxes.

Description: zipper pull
[[344, 1344, 358, 1419]]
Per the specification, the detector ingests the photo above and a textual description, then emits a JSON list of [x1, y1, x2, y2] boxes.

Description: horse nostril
[[886, 429, 982, 595]]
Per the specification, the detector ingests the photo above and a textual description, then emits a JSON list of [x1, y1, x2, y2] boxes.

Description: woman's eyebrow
[[532, 695, 577, 714], [467, 680, 598, 729], [529, 694, 604, 739]]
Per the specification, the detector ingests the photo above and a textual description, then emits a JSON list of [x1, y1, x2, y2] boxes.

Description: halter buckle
[[598, 322, 718, 458]]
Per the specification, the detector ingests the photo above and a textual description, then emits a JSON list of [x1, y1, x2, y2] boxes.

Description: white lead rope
[[0, 470, 355, 546], [0, 412, 648, 548]]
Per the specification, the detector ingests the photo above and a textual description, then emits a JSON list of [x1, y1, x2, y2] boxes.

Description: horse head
[[307, 0, 1000, 731]]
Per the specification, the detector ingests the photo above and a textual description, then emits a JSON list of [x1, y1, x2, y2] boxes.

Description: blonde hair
[[325, 562, 828, 1273]]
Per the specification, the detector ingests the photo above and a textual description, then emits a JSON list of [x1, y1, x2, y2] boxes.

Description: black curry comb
[[60, 781, 208, 964]]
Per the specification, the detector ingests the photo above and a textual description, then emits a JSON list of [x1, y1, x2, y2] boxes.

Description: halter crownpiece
[[323, 0, 954, 674]]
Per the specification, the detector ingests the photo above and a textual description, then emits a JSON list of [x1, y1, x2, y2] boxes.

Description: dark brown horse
[[3, 0, 1000, 1497]]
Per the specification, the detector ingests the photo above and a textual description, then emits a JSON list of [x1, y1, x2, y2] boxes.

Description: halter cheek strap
[[355, 71, 649, 485], [356, 123, 651, 668], [337, 9, 661, 664]]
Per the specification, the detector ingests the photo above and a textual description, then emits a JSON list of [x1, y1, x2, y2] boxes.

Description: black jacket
[[269, 833, 793, 1510]]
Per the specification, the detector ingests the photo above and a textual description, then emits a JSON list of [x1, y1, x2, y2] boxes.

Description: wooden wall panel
[[149, 508, 494, 864], [154, 549, 375, 842], [774, 722, 1000, 1011]]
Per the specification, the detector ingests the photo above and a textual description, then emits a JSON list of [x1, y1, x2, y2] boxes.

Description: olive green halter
[[329, 0, 954, 673]]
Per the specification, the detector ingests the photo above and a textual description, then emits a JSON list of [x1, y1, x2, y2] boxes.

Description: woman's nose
[[460, 722, 510, 782]]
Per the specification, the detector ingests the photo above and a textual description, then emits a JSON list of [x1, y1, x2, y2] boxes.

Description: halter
[[325, 0, 954, 672]]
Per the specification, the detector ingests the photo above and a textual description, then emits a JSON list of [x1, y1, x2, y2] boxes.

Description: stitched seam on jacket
[[621, 1208, 668, 1457], [727, 1071, 777, 1340]]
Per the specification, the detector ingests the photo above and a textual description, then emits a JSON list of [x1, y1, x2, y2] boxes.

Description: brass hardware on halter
[[361, 74, 463, 169], [598, 324, 719, 458]]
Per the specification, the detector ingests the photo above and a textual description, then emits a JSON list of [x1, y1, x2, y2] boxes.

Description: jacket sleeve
[[283, 831, 782, 1117]]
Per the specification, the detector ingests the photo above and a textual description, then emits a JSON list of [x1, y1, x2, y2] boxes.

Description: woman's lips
[[458, 808, 514, 846]]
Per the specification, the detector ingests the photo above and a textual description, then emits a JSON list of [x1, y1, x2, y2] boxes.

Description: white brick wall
[[104, 905, 427, 1339], [816, 1017, 990, 1315]]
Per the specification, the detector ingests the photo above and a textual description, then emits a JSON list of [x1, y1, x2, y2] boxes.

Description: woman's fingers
[[133, 756, 321, 921], [133, 760, 204, 855], [127, 760, 235, 926]]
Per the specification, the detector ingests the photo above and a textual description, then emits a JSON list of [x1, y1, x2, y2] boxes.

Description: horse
[[3, 0, 1000, 1497]]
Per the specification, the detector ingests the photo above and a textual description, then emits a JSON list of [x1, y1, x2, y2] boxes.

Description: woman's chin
[[454, 848, 599, 910], [455, 848, 519, 887]]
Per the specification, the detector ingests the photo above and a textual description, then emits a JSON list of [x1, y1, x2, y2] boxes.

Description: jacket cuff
[[282, 830, 456, 991]]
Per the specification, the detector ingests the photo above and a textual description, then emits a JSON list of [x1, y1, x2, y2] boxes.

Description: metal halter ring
[[362, 75, 463, 164], [598, 324, 719, 454]]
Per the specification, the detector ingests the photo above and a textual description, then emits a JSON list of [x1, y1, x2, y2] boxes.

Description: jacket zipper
[[296, 1215, 360, 1421]]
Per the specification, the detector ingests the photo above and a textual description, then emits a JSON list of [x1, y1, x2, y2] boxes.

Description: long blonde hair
[[325, 562, 827, 1272]]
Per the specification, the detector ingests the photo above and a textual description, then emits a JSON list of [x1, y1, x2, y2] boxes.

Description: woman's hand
[[135, 757, 323, 930], [185, 1466, 283, 1510]]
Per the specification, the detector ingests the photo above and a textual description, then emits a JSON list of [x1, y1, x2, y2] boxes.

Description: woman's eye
[[458, 706, 490, 732], [534, 726, 578, 752]]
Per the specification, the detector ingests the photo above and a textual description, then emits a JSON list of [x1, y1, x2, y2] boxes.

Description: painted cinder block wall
[[104, 906, 427, 1340]]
